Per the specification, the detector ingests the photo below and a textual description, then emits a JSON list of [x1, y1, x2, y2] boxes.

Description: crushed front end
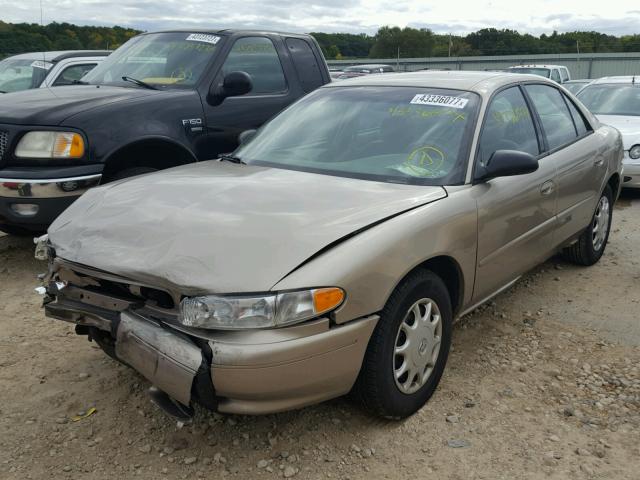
[[37, 240, 377, 418]]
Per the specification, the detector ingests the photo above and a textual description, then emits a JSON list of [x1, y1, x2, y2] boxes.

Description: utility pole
[[448, 34, 452, 57], [397, 46, 400, 70]]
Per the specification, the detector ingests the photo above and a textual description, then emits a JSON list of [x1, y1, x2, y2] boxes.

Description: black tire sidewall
[[364, 270, 453, 418], [585, 185, 613, 263]]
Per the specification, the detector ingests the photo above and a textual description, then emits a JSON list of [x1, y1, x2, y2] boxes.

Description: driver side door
[[472, 85, 558, 302]]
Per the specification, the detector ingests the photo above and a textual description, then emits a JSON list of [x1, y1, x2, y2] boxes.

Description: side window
[[478, 86, 539, 166], [52, 64, 97, 86], [560, 68, 570, 83], [222, 37, 286, 95], [564, 95, 591, 136], [285, 38, 323, 93], [550, 69, 561, 83], [525, 84, 578, 150]]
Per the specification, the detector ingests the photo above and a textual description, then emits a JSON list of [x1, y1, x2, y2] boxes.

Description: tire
[[108, 167, 158, 182], [353, 269, 452, 419], [562, 185, 613, 266]]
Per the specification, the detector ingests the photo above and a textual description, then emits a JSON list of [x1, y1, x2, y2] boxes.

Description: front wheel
[[353, 269, 452, 419], [562, 185, 613, 266]]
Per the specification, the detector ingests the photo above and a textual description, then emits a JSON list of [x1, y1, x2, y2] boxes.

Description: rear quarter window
[[285, 38, 324, 93]]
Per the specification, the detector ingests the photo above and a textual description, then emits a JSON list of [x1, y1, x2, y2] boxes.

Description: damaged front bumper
[[42, 257, 378, 416]]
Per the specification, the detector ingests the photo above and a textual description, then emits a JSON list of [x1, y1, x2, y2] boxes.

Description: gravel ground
[[0, 190, 639, 480]]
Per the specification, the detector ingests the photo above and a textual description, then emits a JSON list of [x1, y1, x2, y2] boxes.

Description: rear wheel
[[353, 269, 452, 419], [562, 185, 613, 266]]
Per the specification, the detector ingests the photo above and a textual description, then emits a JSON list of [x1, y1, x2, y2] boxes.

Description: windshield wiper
[[0, 90, 6, 94], [121, 76, 158, 90], [70, 79, 89, 85], [218, 154, 246, 165]]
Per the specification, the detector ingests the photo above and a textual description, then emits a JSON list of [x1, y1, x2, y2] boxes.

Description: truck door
[[198, 35, 299, 160]]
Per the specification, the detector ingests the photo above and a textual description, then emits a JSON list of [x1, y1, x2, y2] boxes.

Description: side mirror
[[238, 129, 257, 145], [207, 71, 253, 106], [477, 150, 539, 182]]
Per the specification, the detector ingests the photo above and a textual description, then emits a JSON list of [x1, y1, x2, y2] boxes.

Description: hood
[[48, 161, 446, 294], [0, 85, 156, 125], [596, 115, 640, 149]]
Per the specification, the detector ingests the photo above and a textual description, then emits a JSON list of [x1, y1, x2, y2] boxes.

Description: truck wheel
[[353, 269, 452, 419], [562, 185, 613, 266], [108, 167, 158, 182]]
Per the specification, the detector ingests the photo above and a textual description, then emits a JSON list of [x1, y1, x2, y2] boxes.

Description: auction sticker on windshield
[[410, 94, 469, 109], [185, 33, 221, 45]]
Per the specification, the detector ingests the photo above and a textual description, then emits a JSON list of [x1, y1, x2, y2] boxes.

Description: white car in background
[[578, 76, 640, 189], [0, 51, 110, 94], [508, 64, 571, 84]]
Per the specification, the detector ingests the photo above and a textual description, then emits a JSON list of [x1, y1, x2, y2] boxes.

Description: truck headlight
[[15, 131, 85, 159], [629, 144, 640, 160], [180, 288, 345, 330]]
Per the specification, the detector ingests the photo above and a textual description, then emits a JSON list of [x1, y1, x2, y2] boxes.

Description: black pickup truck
[[0, 30, 331, 234]]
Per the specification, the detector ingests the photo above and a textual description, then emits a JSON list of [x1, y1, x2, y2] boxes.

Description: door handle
[[540, 180, 555, 196], [594, 157, 605, 167]]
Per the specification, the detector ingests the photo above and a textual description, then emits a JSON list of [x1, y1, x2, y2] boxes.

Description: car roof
[[323, 70, 555, 95], [508, 65, 566, 69], [566, 79, 591, 83], [146, 29, 310, 38], [590, 76, 639, 85], [346, 64, 393, 68], [3, 50, 111, 62]]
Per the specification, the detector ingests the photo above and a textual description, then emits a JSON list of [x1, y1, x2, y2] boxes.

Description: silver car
[[39, 71, 623, 420], [577, 76, 640, 189]]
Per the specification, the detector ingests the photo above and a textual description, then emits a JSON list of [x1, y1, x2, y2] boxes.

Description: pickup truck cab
[[508, 64, 571, 84], [0, 51, 109, 93], [0, 30, 331, 235]]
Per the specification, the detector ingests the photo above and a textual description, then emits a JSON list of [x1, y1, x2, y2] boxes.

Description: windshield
[[0, 58, 50, 93], [509, 67, 551, 78], [83, 32, 223, 89], [235, 86, 480, 185], [577, 84, 640, 116]]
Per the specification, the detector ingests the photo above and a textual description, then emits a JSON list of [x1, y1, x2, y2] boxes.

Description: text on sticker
[[186, 33, 221, 45], [410, 94, 468, 109]]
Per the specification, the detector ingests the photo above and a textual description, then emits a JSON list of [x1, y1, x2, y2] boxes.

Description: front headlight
[[629, 144, 640, 160], [15, 131, 85, 159], [180, 287, 345, 330]]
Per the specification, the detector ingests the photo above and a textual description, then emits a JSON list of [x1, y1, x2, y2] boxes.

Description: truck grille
[[0, 131, 8, 160]]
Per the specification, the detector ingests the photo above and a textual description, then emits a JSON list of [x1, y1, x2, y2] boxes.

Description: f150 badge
[[182, 118, 203, 132]]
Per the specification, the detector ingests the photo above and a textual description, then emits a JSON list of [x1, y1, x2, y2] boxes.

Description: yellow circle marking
[[405, 145, 445, 175]]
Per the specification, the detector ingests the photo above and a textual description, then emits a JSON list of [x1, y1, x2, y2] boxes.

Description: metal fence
[[327, 52, 640, 79]]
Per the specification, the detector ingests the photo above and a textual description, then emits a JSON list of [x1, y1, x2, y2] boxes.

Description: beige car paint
[[41, 71, 624, 415]]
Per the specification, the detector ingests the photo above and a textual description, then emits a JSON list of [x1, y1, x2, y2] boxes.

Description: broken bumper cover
[[45, 286, 378, 415]]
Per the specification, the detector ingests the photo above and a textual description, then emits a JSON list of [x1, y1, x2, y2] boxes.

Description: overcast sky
[[2, 0, 640, 35]]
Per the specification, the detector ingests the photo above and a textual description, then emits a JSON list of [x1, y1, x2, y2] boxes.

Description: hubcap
[[393, 298, 442, 395], [592, 195, 610, 251]]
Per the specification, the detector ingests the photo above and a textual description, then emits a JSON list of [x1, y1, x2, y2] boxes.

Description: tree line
[[1, 22, 639, 60], [0, 21, 139, 57]]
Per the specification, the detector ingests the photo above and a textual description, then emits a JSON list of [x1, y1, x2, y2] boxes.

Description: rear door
[[523, 83, 602, 245], [199, 35, 300, 159], [473, 85, 558, 302]]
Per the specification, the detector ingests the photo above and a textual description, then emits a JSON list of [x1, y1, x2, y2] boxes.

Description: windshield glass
[[83, 32, 223, 89], [236, 86, 480, 185], [564, 82, 588, 94], [509, 67, 551, 78], [0, 58, 50, 93], [577, 84, 640, 116]]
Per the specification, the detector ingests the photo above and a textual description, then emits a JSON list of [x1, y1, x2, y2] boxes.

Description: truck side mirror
[[207, 71, 253, 106]]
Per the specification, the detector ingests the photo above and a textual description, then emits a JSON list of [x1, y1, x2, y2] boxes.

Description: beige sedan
[[39, 71, 623, 421]]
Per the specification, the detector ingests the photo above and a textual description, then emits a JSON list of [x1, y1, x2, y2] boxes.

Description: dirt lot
[[1, 191, 639, 480]]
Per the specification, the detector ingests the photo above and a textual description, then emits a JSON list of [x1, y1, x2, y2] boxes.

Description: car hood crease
[[48, 161, 447, 294]]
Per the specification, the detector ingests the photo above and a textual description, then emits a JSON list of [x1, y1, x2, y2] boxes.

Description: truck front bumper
[[0, 170, 102, 233]]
